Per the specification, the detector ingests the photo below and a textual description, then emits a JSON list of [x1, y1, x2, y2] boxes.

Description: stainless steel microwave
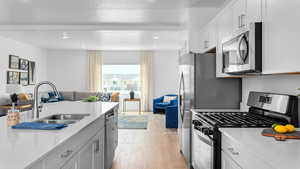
[[222, 22, 262, 74]]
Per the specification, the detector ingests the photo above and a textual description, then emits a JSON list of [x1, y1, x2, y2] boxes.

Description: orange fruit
[[285, 124, 295, 133]]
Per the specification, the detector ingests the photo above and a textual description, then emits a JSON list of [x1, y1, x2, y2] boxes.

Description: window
[[102, 65, 140, 94]]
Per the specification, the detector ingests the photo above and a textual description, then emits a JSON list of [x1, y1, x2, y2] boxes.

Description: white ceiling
[[0, 0, 225, 50], [0, 30, 185, 50]]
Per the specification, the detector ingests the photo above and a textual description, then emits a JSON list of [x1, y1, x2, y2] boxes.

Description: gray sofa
[[0, 91, 119, 116], [59, 91, 119, 102]]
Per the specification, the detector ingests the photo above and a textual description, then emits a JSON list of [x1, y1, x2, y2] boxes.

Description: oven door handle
[[194, 130, 214, 146]]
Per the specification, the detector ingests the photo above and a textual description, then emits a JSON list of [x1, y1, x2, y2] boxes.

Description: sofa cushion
[[60, 91, 75, 101], [99, 92, 111, 102], [163, 96, 177, 103], [74, 92, 99, 101], [48, 92, 65, 101], [156, 102, 170, 107]]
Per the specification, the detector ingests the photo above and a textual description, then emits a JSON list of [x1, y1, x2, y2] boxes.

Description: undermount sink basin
[[35, 119, 77, 125], [41, 114, 90, 121], [34, 114, 90, 125]]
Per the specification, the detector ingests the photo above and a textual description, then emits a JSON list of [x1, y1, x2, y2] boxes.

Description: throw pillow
[[111, 92, 120, 102], [163, 96, 177, 103], [48, 92, 64, 101], [81, 96, 99, 102], [99, 93, 111, 102]]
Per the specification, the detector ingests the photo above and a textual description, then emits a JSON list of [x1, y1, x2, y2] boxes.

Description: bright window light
[[102, 65, 140, 94]]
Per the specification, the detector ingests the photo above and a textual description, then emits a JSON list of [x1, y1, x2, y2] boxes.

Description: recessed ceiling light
[[62, 32, 70, 40], [147, 0, 156, 3], [81, 44, 86, 49], [153, 36, 159, 40]]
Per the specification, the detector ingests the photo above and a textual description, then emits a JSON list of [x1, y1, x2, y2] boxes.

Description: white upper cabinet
[[246, 0, 262, 24], [232, 0, 247, 33], [262, 0, 300, 74]]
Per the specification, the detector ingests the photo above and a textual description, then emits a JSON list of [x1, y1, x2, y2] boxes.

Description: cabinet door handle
[[60, 150, 73, 158], [241, 14, 246, 27], [204, 40, 209, 49], [227, 147, 239, 155], [238, 15, 241, 28], [94, 139, 100, 153]]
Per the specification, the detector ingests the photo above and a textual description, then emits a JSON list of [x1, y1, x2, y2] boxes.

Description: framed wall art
[[9, 55, 19, 69], [20, 72, 29, 86], [7, 71, 20, 84], [19, 59, 29, 71]]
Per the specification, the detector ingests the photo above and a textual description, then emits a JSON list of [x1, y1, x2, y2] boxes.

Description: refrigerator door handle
[[179, 72, 185, 121]]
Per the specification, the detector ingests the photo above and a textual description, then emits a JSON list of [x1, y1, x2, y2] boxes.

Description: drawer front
[[221, 134, 273, 169], [45, 116, 105, 169]]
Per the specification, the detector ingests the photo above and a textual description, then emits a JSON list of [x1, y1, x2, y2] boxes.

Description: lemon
[[274, 125, 288, 134], [272, 123, 279, 129], [285, 124, 295, 133]]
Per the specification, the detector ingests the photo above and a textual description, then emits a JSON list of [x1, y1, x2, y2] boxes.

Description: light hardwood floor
[[112, 112, 189, 169]]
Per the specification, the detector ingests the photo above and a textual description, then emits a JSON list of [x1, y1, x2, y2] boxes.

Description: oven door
[[192, 127, 214, 169]]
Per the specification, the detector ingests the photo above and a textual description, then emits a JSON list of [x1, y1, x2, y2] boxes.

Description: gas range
[[191, 92, 298, 169], [195, 111, 283, 128]]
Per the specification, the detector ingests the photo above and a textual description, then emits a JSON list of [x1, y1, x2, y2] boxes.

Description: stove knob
[[202, 127, 213, 135], [192, 120, 202, 127]]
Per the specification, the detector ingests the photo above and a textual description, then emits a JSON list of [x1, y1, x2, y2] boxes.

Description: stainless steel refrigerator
[[178, 52, 241, 167]]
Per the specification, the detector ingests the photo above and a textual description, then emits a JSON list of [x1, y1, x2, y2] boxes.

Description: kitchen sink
[[34, 114, 90, 125], [41, 114, 90, 121], [34, 119, 77, 125]]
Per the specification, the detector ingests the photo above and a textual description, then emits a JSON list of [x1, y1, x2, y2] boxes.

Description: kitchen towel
[[12, 122, 67, 130]]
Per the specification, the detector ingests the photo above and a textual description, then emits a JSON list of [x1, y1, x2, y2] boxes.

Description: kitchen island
[[0, 101, 118, 169], [220, 128, 300, 169]]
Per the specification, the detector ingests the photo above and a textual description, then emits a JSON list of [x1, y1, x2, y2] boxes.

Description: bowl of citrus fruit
[[272, 123, 295, 134]]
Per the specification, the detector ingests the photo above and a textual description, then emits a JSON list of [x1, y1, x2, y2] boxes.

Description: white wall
[[153, 50, 179, 98], [46, 49, 179, 111], [241, 75, 300, 111], [46, 50, 88, 91], [0, 36, 48, 97]]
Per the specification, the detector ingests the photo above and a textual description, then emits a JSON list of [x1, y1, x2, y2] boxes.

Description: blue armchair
[[153, 94, 178, 128]]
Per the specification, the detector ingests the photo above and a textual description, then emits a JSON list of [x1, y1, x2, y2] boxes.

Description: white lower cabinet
[[221, 151, 242, 169], [61, 155, 78, 169], [221, 133, 274, 169], [78, 129, 105, 169], [28, 112, 114, 169]]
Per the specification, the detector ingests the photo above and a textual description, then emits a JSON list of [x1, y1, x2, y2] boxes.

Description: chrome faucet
[[32, 81, 60, 119]]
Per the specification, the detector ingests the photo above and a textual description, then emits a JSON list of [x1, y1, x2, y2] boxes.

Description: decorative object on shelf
[[9, 55, 19, 69], [19, 59, 29, 70], [28, 61, 36, 85], [6, 84, 23, 106], [7, 71, 20, 84], [20, 72, 29, 86], [129, 90, 135, 99]]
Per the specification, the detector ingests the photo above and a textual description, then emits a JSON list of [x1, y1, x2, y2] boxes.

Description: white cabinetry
[[232, 0, 247, 33], [262, 0, 300, 74], [28, 108, 117, 169], [232, 0, 262, 33], [199, 18, 218, 53], [61, 155, 78, 169], [221, 133, 273, 169], [221, 151, 242, 169], [78, 129, 105, 169]]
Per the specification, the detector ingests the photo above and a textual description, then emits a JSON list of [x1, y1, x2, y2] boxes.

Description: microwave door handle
[[237, 35, 248, 64]]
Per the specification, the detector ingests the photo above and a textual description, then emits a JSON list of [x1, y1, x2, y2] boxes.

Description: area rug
[[118, 115, 148, 129]]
